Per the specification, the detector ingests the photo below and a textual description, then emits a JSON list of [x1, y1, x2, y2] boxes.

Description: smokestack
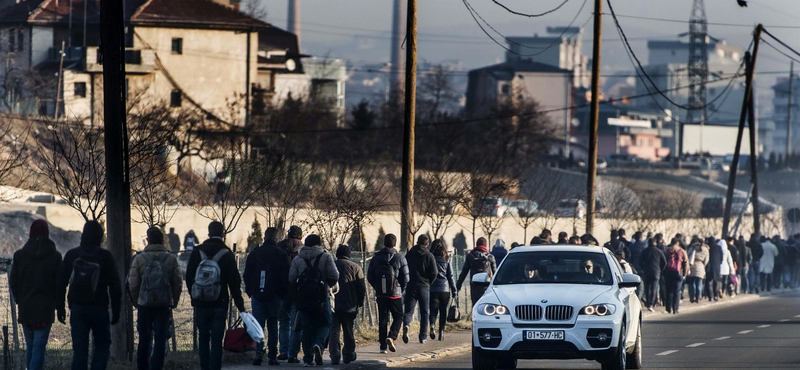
[[389, 0, 405, 95], [288, 0, 301, 51]]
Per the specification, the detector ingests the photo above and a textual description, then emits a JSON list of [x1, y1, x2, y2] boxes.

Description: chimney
[[389, 0, 405, 95], [288, 0, 301, 51]]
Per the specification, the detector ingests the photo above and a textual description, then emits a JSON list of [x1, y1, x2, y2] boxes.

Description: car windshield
[[493, 251, 613, 285], [558, 200, 578, 208]]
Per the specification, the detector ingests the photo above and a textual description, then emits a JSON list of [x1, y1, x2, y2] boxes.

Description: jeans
[[739, 270, 749, 294], [300, 299, 331, 364], [328, 311, 357, 361], [643, 276, 659, 308], [760, 272, 773, 292], [279, 298, 293, 356], [70, 304, 111, 370], [748, 261, 761, 293], [136, 307, 171, 370], [664, 274, 683, 313], [686, 276, 704, 303], [194, 306, 227, 370], [429, 291, 451, 333], [252, 297, 282, 360], [23, 324, 51, 370], [403, 286, 431, 340], [376, 297, 403, 350]]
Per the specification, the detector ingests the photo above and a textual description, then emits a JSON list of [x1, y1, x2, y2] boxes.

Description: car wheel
[[472, 344, 498, 370], [626, 318, 643, 369], [601, 321, 626, 370], [497, 357, 517, 369]]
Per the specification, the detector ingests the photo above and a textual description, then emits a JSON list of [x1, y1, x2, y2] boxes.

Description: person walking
[[289, 235, 339, 367], [719, 237, 736, 297], [277, 225, 304, 362], [639, 238, 666, 311], [167, 228, 181, 253], [557, 232, 568, 245], [128, 227, 183, 370], [183, 230, 198, 251], [747, 234, 763, 293], [760, 236, 779, 292], [456, 237, 497, 307], [706, 236, 723, 301], [629, 231, 647, 274], [10, 220, 63, 370], [490, 239, 508, 264], [367, 234, 409, 354], [329, 245, 366, 365], [402, 235, 437, 344], [244, 227, 291, 366], [736, 236, 752, 294], [664, 239, 688, 314], [57, 220, 122, 370], [186, 221, 247, 370], [428, 239, 456, 341], [686, 238, 709, 303]]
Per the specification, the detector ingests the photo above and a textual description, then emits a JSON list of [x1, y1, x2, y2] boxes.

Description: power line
[[490, 0, 571, 17], [603, 13, 800, 29], [762, 27, 800, 61]]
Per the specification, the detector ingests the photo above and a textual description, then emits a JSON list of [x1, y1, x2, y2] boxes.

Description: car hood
[[491, 284, 613, 308]]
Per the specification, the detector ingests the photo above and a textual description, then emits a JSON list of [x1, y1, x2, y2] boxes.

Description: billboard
[[682, 124, 751, 156]]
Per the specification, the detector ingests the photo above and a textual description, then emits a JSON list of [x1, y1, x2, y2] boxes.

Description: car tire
[[497, 357, 517, 369], [626, 318, 643, 369], [601, 321, 626, 370], [472, 346, 498, 370]]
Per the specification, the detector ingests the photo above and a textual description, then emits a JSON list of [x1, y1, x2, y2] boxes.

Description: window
[[9, 29, 15, 52], [501, 84, 510, 94], [170, 89, 182, 107], [171, 38, 183, 54], [16, 30, 23, 52], [74, 82, 86, 98]]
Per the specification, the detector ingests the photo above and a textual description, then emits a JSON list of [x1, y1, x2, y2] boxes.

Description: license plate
[[523, 330, 565, 340]]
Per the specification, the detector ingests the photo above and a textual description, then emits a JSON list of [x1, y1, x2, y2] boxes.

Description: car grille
[[515, 305, 543, 321], [545, 305, 574, 321]]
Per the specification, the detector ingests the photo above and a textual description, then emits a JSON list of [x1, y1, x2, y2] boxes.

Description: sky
[[258, 0, 800, 105]]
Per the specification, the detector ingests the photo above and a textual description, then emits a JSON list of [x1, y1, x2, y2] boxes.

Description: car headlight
[[579, 304, 616, 316], [478, 303, 510, 316]]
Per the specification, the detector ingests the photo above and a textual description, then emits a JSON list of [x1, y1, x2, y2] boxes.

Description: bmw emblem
[[541, 299, 548, 303]]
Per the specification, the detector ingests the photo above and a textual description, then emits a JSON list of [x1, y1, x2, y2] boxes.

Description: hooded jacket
[[185, 237, 245, 311], [288, 245, 339, 292], [405, 244, 438, 289], [687, 244, 710, 279], [127, 244, 183, 307], [367, 247, 409, 299], [490, 239, 508, 264], [10, 236, 63, 325], [333, 256, 366, 313]]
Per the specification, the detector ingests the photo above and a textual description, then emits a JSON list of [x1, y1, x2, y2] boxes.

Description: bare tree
[[417, 63, 460, 120], [416, 169, 464, 240], [0, 115, 33, 201]]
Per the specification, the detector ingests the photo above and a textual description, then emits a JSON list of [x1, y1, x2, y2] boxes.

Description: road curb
[[642, 287, 798, 318], [335, 343, 472, 370]]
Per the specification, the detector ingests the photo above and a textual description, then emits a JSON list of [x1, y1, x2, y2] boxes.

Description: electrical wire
[[761, 39, 800, 65], [490, 0, 571, 17], [604, 13, 800, 29], [762, 28, 800, 61]]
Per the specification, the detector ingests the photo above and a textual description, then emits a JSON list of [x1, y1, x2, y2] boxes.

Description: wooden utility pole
[[54, 41, 65, 119], [787, 61, 794, 156], [245, 29, 251, 128], [586, 0, 603, 235], [747, 26, 763, 236], [400, 0, 417, 251], [100, 0, 134, 360]]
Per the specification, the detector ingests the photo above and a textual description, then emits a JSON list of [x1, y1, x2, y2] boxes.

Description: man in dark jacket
[[736, 236, 752, 294], [367, 234, 409, 354], [402, 235, 437, 344], [747, 233, 763, 293], [456, 237, 497, 307], [186, 221, 246, 370], [557, 232, 568, 244], [167, 227, 181, 253], [329, 245, 366, 365], [244, 227, 291, 366], [629, 231, 647, 273], [277, 225, 303, 361], [10, 220, 63, 370], [639, 238, 666, 311], [57, 220, 122, 370]]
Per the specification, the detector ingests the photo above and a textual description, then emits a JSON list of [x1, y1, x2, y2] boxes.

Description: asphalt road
[[396, 290, 800, 370]]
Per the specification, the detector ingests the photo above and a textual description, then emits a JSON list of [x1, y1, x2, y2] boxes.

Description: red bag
[[223, 318, 256, 352]]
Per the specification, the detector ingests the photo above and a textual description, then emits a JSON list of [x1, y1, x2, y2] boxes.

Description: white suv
[[471, 245, 643, 370]]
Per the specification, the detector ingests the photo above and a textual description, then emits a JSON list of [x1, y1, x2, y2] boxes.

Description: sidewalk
[[641, 287, 795, 318]]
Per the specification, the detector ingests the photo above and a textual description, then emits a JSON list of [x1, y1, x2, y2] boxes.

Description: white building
[[504, 27, 589, 89]]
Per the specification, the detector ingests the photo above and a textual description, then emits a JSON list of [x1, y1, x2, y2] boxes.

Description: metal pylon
[[686, 0, 709, 130]]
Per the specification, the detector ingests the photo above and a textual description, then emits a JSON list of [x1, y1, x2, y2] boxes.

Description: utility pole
[[400, 0, 417, 251], [747, 26, 763, 236], [245, 29, 251, 129], [787, 61, 794, 156], [586, 0, 602, 235], [100, 0, 133, 360], [54, 41, 66, 119]]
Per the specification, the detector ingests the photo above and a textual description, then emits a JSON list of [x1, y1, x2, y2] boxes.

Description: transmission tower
[[686, 0, 709, 129]]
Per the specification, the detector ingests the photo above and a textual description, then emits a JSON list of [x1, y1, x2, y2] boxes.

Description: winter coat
[[277, 238, 304, 260], [490, 244, 508, 265], [748, 239, 764, 261], [628, 238, 647, 272], [57, 244, 122, 318], [665, 245, 689, 278], [456, 248, 497, 291], [687, 244, 710, 279], [10, 236, 63, 326], [736, 239, 752, 272], [185, 238, 245, 311], [759, 240, 779, 274], [243, 240, 291, 301], [367, 247, 409, 299], [430, 255, 457, 294], [719, 240, 736, 276], [288, 245, 339, 292], [405, 244, 438, 289], [639, 245, 667, 280], [708, 240, 723, 279], [128, 244, 183, 307], [333, 257, 366, 313]]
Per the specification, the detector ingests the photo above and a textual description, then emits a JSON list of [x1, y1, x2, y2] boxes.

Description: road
[[395, 291, 800, 370]]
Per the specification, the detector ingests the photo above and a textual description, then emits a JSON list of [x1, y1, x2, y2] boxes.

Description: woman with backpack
[[428, 240, 456, 341], [686, 238, 710, 303], [663, 238, 688, 314]]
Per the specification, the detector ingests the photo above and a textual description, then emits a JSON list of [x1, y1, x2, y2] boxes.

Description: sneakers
[[419, 338, 427, 344], [277, 354, 288, 361], [268, 359, 280, 366], [330, 358, 340, 366], [313, 345, 323, 366], [287, 358, 300, 364], [438, 330, 444, 341], [647, 306, 655, 312], [253, 358, 263, 366], [303, 362, 314, 367], [343, 353, 357, 364], [386, 338, 397, 352], [402, 326, 409, 344], [379, 349, 388, 354], [430, 327, 436, 340]]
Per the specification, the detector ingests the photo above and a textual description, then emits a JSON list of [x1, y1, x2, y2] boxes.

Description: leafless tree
[[257, 160, 312, 232], [416, 169, 464, 239], [240, 0, 267, 20], [0, 115, 33, 201], [417, 63, 460, 120], [597, 175, 641, 232]]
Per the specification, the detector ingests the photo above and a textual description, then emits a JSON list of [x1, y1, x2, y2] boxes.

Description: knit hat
[[147, 227, 164, 244], [305, 234, 322, 247], [336, 244, 351, 259], [30, 219, 49, 238], [80, 221, 104, 247]]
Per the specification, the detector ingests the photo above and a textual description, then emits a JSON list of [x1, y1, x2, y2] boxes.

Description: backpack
[[69, 251, 101, 305], [294, 254, 327, 313], [470, 252, 492, 278], [666, 249, 682, 275], [139, 252, 172, 307], [191, 249, 229, 301], [251, 248, 280, 301], [375, 253, 400, 296]]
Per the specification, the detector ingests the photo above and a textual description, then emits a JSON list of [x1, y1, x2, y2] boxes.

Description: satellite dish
[[286, 59, 296, 72]]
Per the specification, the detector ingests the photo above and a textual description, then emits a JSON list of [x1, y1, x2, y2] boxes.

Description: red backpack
[[666, 249, 682, 274]]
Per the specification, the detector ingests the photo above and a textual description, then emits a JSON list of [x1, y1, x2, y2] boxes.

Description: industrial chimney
[[389, 0, 405, 95], [288, 0, 301, 51]]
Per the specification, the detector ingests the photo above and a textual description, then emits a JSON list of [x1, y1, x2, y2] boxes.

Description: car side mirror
[[472, 272, 491, 287], [619, 273, 641, 288]]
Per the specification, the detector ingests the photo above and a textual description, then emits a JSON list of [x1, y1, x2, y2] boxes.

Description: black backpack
[[375, 253, 400, 296], [251, 248, 280, 301], [470, 252, 492, 278], [69, 250, 101, 305], [294, 254, 327, 313]]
